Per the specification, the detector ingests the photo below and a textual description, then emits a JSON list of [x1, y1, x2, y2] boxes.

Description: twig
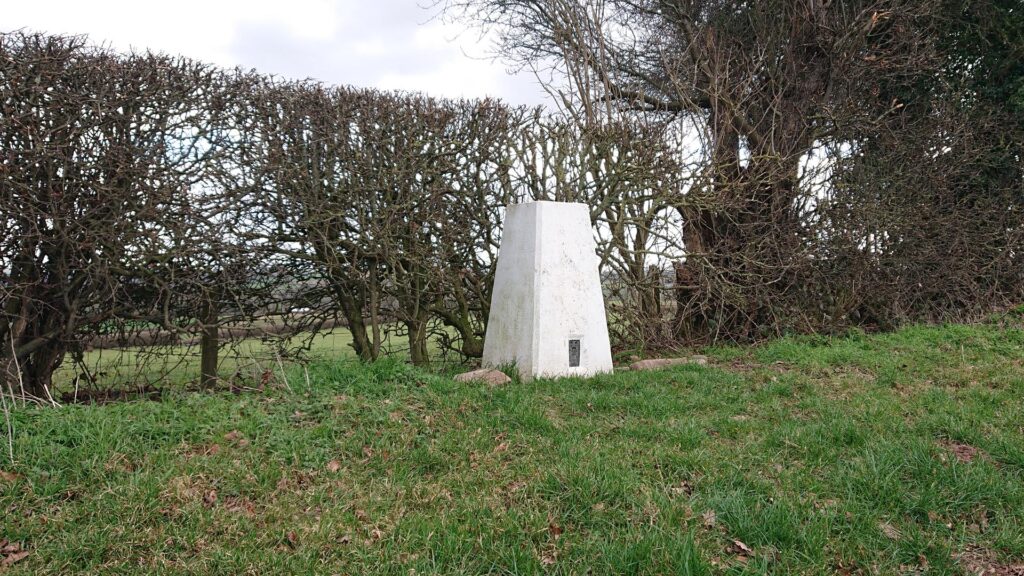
[[0, 376, 14, 465], [274, 351, 293, 392], [42, 381, 60, 408], [9, 334, 25, 408]]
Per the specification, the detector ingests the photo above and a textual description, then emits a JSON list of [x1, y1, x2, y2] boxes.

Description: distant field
[[3, 321, 1024, 574], [53, 327, 461, 395], [54, 329, 361, 389]]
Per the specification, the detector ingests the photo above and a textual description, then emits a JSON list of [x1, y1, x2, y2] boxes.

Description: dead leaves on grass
[[182, 443, 220, 459], [705, 533, 757, 568], [222, 495, 257, 516], [223, 430, 250, 448], [955, 545, 1024, 576], [692, 508, 763, 568], [539, 549, 558, 566], [702, 509, 717, 529], [0, 540, 29, 567], [968, 508, 992, 534], [727, 539, 754, 564], [669, 479, 694, 497], [492, 432, 510, 451], [878, 521, 902, 541], [181, 431, 253, 460], [360, 445, 390, 463], [163, 475, 257, 517], [202, 489, 218, 508], [938, 440, 988, 464], [537, 518, 566, 566]]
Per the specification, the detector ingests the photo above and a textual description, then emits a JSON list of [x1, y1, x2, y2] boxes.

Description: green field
[[54, 327, 461, 395], [3, 321, 1024, 574], [55, 329, 366, 392]]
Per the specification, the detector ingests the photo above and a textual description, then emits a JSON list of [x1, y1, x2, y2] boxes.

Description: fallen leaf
[[326, 460, 341, 473], [730, 540, 753, 555], [548, 523, 563, 539], [879, 521, 901, 540], [1, 550, 29, 567], [0, 470, 22, 483], [224, 430, 241, 442], [834, 559, 859, 575], [953, 545, 1024, 576], [939, 440, 985, 463], [814, 499, 839, 511], [975, 509, 991, 532], [223, 496, 256, 516], [0, 541, 18, 554], [505, 480, 526, 493], [670, 480, 693, 497], [494, 442, 509, 453], [285, 530, 298, 548], [202, 489, 218, 508], [702, 509, 717, 529]]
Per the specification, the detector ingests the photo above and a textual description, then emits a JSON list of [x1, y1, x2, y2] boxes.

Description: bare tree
[[441, 0, 1024, 342]]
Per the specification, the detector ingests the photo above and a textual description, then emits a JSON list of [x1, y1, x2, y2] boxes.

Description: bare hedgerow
[[3, 10, 1022, 394], [1, 33, 257, 396]]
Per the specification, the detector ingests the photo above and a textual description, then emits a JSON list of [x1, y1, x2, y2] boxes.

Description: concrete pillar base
[[483, 201, 613, 381]]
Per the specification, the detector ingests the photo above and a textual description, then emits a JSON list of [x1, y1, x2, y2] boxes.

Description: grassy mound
[[2, 323, 1023, 574]]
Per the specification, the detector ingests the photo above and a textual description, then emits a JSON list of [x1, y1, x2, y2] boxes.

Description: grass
[[53, 326, 458, 393], [54, 328, 365, 390], [2, 321, 1024, 574]]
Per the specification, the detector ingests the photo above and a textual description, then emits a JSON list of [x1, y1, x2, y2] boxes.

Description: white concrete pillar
[[483, 201, 613, 380]]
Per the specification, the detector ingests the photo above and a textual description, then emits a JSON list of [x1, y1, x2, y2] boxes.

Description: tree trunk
[[199, 299, 219, 388], [406, 316, 430, 367], [337, 287, 375, 362], [434, 307, 484, 358]]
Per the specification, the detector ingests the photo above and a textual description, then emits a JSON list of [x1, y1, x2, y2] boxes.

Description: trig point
[[483, 201, 613, 381]]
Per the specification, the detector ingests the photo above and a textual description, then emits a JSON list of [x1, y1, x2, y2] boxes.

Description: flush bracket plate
[[568, 339, 581, 367]]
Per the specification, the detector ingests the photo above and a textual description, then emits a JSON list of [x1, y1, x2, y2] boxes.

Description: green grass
[[55, 328, 365, 390], [54, 326, 460, 393], [3, 322, 1024, 574]]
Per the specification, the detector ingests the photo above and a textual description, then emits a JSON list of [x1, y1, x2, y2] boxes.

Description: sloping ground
[[2, 322, 1023, 574]]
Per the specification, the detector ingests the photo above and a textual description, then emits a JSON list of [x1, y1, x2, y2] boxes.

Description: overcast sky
[[2, 0, 551, 106]]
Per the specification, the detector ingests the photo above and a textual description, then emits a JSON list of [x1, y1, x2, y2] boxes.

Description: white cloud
[[1, 0, 549, 106]]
